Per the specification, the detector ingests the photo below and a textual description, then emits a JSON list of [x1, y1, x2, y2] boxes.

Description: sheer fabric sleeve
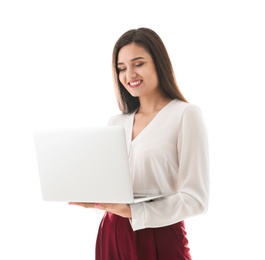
[[129, 106, 210, 231]]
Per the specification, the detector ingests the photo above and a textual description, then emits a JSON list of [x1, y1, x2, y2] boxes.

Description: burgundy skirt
[[95, 212, 192, 260]]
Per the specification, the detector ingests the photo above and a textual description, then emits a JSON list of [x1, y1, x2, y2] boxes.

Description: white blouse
[[108, 99, 209, 231]]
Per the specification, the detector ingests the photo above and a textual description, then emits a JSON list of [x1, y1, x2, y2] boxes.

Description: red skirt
[[95, 212, 192, 260]]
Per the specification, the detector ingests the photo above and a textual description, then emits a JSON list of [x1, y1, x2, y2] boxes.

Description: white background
[[0, 0, 264, 259]]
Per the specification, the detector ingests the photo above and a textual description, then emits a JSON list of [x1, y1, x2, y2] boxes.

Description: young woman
[[69, 27, 209, 260]]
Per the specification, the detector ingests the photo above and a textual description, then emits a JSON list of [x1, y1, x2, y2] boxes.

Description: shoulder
[[172, 100, 207, 132], [107, 112, 134, 126], [170, 99, 200, 110], [169, 99, 203, 118]]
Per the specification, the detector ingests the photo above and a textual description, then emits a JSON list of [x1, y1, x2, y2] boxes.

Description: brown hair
[[112, 27, 187, 113]]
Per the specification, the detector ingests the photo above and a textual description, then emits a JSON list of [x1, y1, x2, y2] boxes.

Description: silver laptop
[[33, 125, 163, 204]]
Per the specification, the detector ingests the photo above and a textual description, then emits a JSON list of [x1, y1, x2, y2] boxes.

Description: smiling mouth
[[128, 80, 142, 88]]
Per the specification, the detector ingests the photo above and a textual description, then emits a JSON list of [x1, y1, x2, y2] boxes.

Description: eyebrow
[[117, 56, 145, 66]]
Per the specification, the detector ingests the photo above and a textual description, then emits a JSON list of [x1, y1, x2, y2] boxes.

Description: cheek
[[118, 73, 125, 85], [149, 72, 159, 87], [119, 74, 128, 89]]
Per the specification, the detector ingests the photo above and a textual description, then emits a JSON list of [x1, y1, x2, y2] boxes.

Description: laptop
[[33, 125, 163, 204]]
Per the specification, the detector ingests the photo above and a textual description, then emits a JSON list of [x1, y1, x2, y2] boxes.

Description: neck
[[138, 96, 173, 114]]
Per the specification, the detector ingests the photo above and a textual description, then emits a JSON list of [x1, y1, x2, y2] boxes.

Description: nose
[[126, 67, 136, 78]]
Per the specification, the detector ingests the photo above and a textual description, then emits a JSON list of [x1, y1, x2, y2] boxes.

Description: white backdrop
[[0, 0, 264, 259]]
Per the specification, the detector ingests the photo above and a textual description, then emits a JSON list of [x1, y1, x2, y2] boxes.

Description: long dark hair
[[112, 27, 187, 114]]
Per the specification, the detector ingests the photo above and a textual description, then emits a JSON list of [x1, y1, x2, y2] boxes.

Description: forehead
[[117, 43, 151, 62]]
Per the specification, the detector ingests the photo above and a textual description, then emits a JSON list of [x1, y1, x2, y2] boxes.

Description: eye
[[117, 67, 126, 72], [135, 62, 144, 67]]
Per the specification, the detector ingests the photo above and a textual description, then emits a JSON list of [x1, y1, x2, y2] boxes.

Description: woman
[[69, 27, 209, 260]]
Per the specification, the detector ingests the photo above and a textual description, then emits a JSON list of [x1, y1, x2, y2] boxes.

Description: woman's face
[[117, 43, 159, 98]]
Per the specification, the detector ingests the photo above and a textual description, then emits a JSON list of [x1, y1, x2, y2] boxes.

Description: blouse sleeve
[[129, 106, 210, 231]]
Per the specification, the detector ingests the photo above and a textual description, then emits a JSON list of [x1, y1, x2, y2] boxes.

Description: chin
[[128, 91, 140, 98], [130, 94, 139, 98]]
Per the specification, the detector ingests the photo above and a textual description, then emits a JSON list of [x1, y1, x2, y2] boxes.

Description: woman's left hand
[[68, 202, 132, 218]]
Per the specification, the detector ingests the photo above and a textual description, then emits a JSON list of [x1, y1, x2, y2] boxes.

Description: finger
[[68, 202, 96, 208], [94, 203, 104, 209]]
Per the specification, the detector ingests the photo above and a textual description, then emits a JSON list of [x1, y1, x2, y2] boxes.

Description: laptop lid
[[33, 126, 163, 204]]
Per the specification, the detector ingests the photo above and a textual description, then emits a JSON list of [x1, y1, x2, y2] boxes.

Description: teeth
[[130, 80, 141, 86]]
